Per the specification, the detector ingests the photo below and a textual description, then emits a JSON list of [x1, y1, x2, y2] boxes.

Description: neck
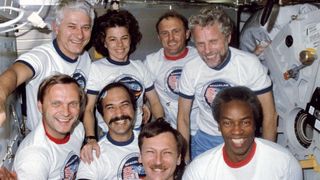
[[164, 47, 188, 61], [109, 131, 133, 142]]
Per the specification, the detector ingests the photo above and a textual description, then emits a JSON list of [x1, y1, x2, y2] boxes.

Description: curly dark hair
[[92, 9, 142, 58]]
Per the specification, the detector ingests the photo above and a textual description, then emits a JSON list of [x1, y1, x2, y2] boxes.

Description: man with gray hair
[[177, 6, 277, 160], [0, 0, 94, 131]]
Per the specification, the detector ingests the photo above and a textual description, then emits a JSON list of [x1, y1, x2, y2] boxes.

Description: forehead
[[105, 26, 129, 36], [61, 9, 91, 24], [102, 86, 131, 104], [142, 132, 177, 150], [220, 100, 254, 118], [159, 17, 184, 29], [45, 83, 79, 99]]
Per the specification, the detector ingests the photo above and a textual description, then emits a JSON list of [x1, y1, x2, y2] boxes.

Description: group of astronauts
[[0, 0, 317, 179]]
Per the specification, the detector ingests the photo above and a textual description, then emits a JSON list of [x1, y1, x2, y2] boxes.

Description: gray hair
[[55, 0, 95, 28], [189, 6, 233, 37]]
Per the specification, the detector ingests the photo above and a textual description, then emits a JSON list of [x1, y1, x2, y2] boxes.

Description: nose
[[168, 33, 174, 41], [114, 107, 123, 117], [155, 152, 162, 165], [231, 122, 244, 135], [204, 43, 211, 55], [116, 39, 124, 47], [61, 104, 71, 117], [75, 27, 84, 39]]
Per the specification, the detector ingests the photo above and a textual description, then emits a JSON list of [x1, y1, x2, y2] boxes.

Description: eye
[[221, 120, 232, 127], [163, 151, 173, 155], [160, 31, 168, 37], [82, 26, 91, 31], [69, 102, 79, 108], [68, 25, 76, 30], [51, 101, 61, 107], [173, 29, 180, 34], [242, 120, 252, 127]]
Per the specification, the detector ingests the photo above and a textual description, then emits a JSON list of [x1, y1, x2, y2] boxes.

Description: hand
[[254, 41, 271, 56], [0, 167, 17, 180], [80, 139, 100, 164], [0, 102, 6, 127]]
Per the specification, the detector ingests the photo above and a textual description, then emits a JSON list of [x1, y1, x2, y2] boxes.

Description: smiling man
[[0, 0, 94, 130], [177, 6, 277, 160], [13, 74, 86, 179], [77, 82, 145, 179], [183, 86, 302, 180], [138, 120, 186, 180]]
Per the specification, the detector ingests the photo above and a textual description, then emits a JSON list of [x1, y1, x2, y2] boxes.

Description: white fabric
[[87, 58, 154, 131], [183, 138, 303, 180], [144, 46, 199, 135], [76, 131, 143, 180], [16, 40, 91, 130], [179, 47, 271, 136], [13, 120, 84, 180], [240, 3, 318, 57]]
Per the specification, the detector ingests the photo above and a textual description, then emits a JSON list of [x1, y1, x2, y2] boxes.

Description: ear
[[52, 21, 58, 35], [37, 101, 43, 113], [227, 34, 231, 44], [104, 40, 108, 49], [176, 154, 181, 165], [185, 29, 191, 40], [138, 154, 142, 163]]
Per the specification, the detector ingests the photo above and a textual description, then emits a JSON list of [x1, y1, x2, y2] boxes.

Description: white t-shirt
[[16, 39, 91, 130], [183, 138, 302, 180], [87, 58, 154, 131], [13, 120, 84, 180], [179, 47, 272, 136], [76, 131, 144, 180], [144, 46, 199, 135]]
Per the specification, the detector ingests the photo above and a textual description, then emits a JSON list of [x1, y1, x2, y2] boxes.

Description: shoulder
[[256, 138, 296, 160], [145, 48, 163, 61]]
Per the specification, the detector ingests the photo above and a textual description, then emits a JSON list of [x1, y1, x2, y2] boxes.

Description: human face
[[158, 17, 190, 57], [38, 83, 80, 139], [102, 87, 135, 141], [54, 9, 92, 60], [139, 132, 181, 180], [104, 26, 131, 62], [192, 23, 231, 68], [218, 100, 256, 162]]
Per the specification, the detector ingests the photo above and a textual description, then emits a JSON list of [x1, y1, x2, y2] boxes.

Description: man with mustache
[[183, 86, 302, 180], [138, 120, 187, 180], [177, 6, 277, 160], [77, 82, 145, 179]]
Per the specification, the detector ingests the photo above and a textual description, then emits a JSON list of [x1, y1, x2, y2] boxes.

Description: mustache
[[150, 164, 167, 170], [109, 115, 132, 125]]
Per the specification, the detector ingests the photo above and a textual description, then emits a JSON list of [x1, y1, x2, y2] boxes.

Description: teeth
[[232, 138, 244, 145]]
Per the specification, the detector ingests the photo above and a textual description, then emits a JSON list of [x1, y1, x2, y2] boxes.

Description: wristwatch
[[84, 136, 97, 144]]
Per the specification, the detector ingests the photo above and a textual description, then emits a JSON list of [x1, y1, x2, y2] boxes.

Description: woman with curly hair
[[81, 9, 164, 163]]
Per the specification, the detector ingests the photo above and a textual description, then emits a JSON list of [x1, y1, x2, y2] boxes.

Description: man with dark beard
[[77, 82, 145, 179]]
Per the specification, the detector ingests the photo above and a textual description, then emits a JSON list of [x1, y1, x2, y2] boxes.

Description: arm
[[81, 94, 100, 163], [0, 62, 33, 126], [14, 147, 50, 179], [0, 167, 17, 180], [145, 89, 164, 120], [257, 91, 277, 141], [177, 96, 192, 161]]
